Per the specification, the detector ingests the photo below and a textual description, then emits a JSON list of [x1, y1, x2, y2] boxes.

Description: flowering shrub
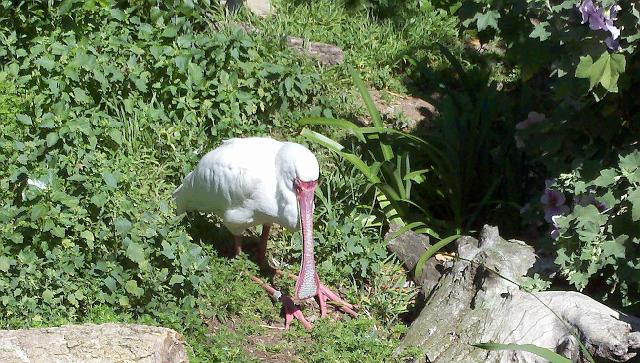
[[434, 0, 640, 308]]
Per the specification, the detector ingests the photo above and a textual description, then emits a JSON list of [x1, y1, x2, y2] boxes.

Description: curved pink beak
[[294, 180, 319, 300]]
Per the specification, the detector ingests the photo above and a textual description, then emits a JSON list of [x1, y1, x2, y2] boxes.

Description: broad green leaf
[[101, 172, 118, 188], [80, 230, 94, 242], [104, 276, 117, 291], [0, 256, 14, 272], [602, 236, 626, 259], [124, 280, 143, 297], [593, 168, 618, 187], [35, 56, 55, 71], [42, 290, 55, 303], [473, 343, 571, 363], [16, 114, 32, 125], [115, 217, 132, 235], [575, 53, 626, 92], [169, 274, 185, 285], [31, 204, 48, 220], [188, 62, 204, 85], [126, 241, 146, 264], [46, 132, 59, 147]]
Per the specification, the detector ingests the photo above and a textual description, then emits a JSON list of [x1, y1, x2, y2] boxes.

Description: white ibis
[[173, 137, 356, 328]]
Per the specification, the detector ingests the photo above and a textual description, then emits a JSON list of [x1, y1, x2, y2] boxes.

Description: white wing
[[173, 137, 283, 234]]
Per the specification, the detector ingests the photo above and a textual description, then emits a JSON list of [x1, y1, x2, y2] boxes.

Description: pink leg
[[257, 224, 271, 267], [250, 275, 312, 330], [234, 235, 242, 256]]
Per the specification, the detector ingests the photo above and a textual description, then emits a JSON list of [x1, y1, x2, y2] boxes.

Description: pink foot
[[281, 294, 312, 330], [316, 282, 358, 318], [250, 275, 312, 330], [276, 270, 358, 318]]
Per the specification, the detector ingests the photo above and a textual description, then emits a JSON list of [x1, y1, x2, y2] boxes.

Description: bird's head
[[278, 142, 320, 300]]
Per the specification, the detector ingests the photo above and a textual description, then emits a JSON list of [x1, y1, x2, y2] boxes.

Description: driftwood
[[0, 323, 187, 363], [389, 225, 640, 362]]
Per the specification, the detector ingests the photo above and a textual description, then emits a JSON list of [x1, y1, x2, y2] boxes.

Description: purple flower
[[578, 0, 622, 50], [541, 179, 570, 223]]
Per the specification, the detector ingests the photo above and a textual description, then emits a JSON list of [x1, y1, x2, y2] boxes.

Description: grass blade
[[473, 343, 571, 363], [415, 234, 460, 280], [348, 66, 394, 161]]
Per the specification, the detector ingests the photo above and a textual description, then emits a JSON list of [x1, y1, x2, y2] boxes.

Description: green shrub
[[0, 0, 321, 326], [551, 150, 640, 306]]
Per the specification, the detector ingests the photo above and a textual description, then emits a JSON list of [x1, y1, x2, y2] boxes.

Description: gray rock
[[222, 0, 272, 17], [285, 37, 344, 65], [396, 225, 640, 362], [0, 323, 187, 362]]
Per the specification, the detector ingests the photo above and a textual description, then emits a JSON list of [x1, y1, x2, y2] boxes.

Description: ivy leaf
[[593, 168, 619, 187], [530, 21, 551, 41], [472, 11, 501, 32], [575, 52, 626, 92]]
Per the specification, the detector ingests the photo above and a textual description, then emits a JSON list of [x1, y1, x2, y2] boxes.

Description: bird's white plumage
[[173, 137, 319, 235]]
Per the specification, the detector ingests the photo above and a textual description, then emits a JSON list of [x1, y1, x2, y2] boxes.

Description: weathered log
[[391, 225, 640, 362], [0, 323, 187, 363]]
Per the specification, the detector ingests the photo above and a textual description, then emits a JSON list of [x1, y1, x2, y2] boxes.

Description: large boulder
[[0, 323, 187, 362], [393, 225, 640, 362]]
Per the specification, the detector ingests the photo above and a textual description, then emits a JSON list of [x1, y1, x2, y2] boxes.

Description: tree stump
[[0, 323, 187, 363], [391, 225, 640, 362]]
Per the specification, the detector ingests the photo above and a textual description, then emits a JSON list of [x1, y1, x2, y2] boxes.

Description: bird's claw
[[317, 282, 358, 318], [281, 294, 312, 330]]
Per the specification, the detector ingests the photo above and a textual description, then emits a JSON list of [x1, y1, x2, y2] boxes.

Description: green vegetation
[[2, 0, 639, 360]]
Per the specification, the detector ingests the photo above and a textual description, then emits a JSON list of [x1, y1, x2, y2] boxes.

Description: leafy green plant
[[300, 68, 450, 236], [0, 0, 319, 348], [550, 150, 640, 307]]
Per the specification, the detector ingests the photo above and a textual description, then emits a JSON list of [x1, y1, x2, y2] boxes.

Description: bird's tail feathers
[[172, 184, 186, 215]]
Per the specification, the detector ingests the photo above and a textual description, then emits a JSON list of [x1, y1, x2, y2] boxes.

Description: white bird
[[173, 137, 356, 328]]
